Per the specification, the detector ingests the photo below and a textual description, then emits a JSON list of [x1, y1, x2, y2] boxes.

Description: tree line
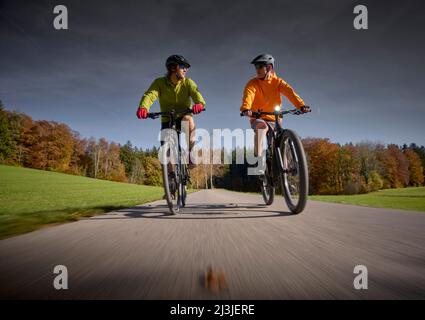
[[0, 102, 160, 184], [1, 101, 424, 194], [220, 139, 425, 194]]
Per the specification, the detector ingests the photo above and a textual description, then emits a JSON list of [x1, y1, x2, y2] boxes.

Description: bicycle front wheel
[[161, 142, 180, 215], [162, 163, 180, 214], [278, 129, 308, 214], [180, 163, 188, 207]]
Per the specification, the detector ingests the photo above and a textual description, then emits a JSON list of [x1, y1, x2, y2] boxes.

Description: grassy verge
[[221, 186, 425, 212], [0, 165, 165, 239], [309, 187, 425, 212]]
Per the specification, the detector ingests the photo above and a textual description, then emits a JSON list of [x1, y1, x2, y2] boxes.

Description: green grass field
[[0, 165, 164, 239], [310, 187, 425, 212]]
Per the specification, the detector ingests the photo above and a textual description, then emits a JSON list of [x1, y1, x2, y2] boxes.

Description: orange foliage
[[404, 148, 424, 186]]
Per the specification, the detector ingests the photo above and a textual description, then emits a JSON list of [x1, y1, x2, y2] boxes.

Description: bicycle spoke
[[278, 130, 308, 214]]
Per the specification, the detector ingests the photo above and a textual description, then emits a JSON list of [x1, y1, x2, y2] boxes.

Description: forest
[[1, 101, 424, 195]]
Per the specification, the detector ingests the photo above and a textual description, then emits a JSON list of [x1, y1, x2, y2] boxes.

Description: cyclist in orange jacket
[[240, 54, 310, 174]]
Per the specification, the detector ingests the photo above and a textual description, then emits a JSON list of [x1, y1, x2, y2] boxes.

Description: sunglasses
[[255, 64, 267, 69], [179, 64, 189, 70]]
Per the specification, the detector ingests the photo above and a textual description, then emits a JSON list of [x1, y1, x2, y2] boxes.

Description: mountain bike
[[241, 107, 311, 214], [148, 108, 205, 214]]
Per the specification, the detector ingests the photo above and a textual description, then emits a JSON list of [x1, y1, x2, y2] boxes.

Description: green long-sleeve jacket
[[139, 77, 206, 122]]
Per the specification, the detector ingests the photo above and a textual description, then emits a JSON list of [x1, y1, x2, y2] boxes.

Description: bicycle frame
[[264, 116, 285, 183], [150, 109, 193, 166], [147, 107, 205, 213], [165, 110, 183, 169], [241, 108, 305, 182], [241, 107, 311, 213]]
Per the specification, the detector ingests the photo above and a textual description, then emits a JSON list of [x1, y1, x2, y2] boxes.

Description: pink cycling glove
[[192, 104, 204, 114], [137, 108, 148, 119]]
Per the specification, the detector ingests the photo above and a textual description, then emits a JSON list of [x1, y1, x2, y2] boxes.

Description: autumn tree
[[85, 138, 126, 182], [376, 146, 398, 188], [353, 142, 384, 192], [409, 143, 425, 181], [388, 144, 409, 187], [68, 133, 90, 176], [142, 156, 162, 186], [0, 102, 15, 163], [303, 138, 340, 194], [104, 142, 127, 182], [335, 144, 360, 194], [120, 141, 135, 177], [119, 141, 145, 184], [404, 148, 424, 186], [26, 121, 74, 171], [5, 110, 33, 165]]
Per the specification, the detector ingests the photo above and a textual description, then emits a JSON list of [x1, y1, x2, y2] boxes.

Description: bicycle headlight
[[274, 106, 281, 112]]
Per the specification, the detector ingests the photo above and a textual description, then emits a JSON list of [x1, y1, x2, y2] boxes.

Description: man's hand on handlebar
[[145, 107, 206, 120], [241, 109, 252, 117], [137, 107, 148, 119], [300, 106, 311, 114], [240, 106, 312, 117], [192, 104, 204, 115]]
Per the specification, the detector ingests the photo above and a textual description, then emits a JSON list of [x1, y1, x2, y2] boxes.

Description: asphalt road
[[1, 189, 424, 299]]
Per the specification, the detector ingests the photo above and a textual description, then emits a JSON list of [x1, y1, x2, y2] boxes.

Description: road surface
[[1, 189, 424, 299]]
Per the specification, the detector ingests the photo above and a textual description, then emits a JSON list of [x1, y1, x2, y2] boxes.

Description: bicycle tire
[[161, 141, 180, 215], [260, 165, 274, 205], [278, 129, 308, 214], [181, 163, 188, 207]]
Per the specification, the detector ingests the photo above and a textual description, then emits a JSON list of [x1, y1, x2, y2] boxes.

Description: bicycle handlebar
[[240, 107, 311, 118], [148, 107, 206, 119]]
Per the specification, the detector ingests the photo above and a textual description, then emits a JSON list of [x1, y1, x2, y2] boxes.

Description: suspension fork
[[166, 112, 181, 184], [276, 131, 299, 174], [175, 127, 182, 184], [264, 122, 277, 180], [176, 119, 189, 185], [275, 130, 286, 172]]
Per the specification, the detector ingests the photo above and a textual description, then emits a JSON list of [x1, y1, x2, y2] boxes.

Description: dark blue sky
[[1, 0, 425, 149]]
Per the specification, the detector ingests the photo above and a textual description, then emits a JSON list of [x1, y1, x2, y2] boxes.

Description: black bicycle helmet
[[251, 54, 275, 67], [165, 54, 191, 69]]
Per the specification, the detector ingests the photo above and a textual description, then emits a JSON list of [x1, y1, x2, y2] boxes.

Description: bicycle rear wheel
[[278, 129, 308, 214], [260, 164, 274, 205]]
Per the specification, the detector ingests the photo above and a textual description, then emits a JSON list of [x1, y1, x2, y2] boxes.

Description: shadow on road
[[86, 203, 294, 220]]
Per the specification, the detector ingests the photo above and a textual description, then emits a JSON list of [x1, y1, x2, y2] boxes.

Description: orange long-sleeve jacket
[[240, 71, 305, 121]]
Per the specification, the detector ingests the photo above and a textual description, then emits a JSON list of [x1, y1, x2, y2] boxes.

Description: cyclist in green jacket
[[137, 55, 206, 161]]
